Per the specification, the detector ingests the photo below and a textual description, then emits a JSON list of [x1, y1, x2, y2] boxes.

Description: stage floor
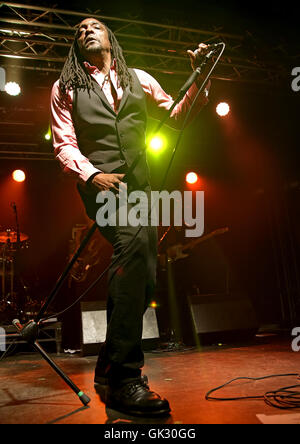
[[0, 330, 300, 424]]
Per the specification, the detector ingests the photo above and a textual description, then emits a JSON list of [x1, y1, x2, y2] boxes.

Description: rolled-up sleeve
[[50, 80, 101, 183], [134, 69, 209, 129]]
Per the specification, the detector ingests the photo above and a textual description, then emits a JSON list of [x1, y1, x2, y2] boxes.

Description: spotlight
[[186, 172, 198, 184], [44, 131, 51, 141], [5, 82, 21, 96], [216, 102, 230, 117], [148, 135, 165, 154], [149, 301, 159, 309], [12, 170, 26, 183]]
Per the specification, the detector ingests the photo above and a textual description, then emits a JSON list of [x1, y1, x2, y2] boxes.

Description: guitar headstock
[[212, 227, 229, 236]]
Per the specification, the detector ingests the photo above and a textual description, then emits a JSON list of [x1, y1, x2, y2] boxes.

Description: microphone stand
[[148, 48, 223, 351], [11, 203, 21, 249], [11, 203, 25, 318], [4, 53, 218, 406], [2, 157, 143, 407]]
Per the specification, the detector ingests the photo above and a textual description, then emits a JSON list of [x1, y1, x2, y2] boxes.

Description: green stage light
[[44, 127, 52, 141], [148, 135, 166, 154]]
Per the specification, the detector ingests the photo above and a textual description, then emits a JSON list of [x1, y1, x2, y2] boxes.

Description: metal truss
[[0, 2, 288, 85], [0, 2, 292, 160]]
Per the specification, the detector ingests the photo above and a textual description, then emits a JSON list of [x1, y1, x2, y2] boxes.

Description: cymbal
[[0, 231, 29, 244]]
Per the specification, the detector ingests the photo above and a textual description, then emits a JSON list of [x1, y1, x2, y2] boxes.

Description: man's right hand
[[91, 173, 125, 192]]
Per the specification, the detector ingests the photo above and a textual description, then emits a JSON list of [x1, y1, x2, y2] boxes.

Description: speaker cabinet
[[186, 293, 259, 345], [80, 301, 160, 356]]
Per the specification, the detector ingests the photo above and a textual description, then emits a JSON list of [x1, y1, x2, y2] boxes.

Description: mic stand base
[[1, 220, 98, 405], [12, 319, 90, 406], [156, 329, 195, 352]]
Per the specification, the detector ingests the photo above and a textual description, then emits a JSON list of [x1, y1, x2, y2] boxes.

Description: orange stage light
[[186, 172, 199, 184], [216, 102, 230, 117], [12, 170, 26, 183]]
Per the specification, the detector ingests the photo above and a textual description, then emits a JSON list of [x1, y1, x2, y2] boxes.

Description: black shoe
[[94, 372, 148, 386], [94, 366, 148, 385], [94, 373, 109, 385], [106, 378, 171, 417]]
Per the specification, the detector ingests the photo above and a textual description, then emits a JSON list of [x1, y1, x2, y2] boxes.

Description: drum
[[0, 229, 29, 250], [0, 229, 29, 310]]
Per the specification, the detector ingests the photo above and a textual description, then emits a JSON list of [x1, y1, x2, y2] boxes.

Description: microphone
[[12, 319, 22, 331], [206, 43, 224, 49], [178, 42, 224, 100], [194, 42, 224, 59]]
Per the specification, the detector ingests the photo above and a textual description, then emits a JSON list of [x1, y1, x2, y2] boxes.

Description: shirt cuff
[[79, 166, 102, 183], [86, 171, 102, 185]]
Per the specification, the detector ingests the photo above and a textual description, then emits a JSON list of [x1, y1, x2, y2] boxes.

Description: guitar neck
[[181, 228, 228, 252], [182, 233, 214, 252]]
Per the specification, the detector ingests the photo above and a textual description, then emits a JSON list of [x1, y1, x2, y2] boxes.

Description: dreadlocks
[[59, 21, 133, 95]]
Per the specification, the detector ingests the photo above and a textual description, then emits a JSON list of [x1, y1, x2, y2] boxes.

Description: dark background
[[0, 0, 299, 329]]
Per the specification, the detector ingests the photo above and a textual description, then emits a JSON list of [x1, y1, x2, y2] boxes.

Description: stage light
[[44, 131, 51, 141], [5, 81, 21, 96], [186, 172, 199, 184], [12, 170, 26, 183], [149, 301, 158, 309], [216, 102, 230, 117], [148, 135, 165, 154]]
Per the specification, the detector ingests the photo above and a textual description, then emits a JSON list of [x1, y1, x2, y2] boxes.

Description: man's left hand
[[187, 43, 210, 71]]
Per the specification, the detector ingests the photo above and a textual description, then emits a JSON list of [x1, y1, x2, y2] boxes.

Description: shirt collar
[[83, 59, 117, 75], [83, 59, 121, 91]]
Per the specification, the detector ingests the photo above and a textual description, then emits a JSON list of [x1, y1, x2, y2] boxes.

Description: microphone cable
[[39, 44, 225, 323], [205, 372, 300, 410]]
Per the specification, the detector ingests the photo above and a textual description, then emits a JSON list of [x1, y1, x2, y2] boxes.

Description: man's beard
[[84, 42, 102, 53]]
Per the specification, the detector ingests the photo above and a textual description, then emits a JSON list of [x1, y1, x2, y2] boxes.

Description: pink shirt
[[50, 62, 209, 183]]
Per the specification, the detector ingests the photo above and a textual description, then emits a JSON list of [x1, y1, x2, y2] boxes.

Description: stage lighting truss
[[0, 2, 293, 160], [0, 2, 290, 86]]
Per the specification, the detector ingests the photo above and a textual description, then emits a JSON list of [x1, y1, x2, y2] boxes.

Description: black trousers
[[78, 181, 157, 384]]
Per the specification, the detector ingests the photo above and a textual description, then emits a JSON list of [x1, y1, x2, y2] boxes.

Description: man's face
[[76, 18, 111, 58]]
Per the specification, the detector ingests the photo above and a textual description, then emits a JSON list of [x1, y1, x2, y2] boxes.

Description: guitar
[[166, 227, 229, 263], [68, 224, 102, 284]]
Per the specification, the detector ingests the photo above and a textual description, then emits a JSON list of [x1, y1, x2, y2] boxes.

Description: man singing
[[50, 17, 210, 417]]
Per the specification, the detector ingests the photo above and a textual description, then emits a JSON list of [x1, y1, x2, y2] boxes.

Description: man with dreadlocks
[[51, 17, 210, 417]]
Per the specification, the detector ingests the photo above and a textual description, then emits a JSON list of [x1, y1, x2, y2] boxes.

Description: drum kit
[[0, 227, 30, 321]]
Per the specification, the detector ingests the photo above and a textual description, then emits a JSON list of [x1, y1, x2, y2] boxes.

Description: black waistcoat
[[72, 68, 150, 188]]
